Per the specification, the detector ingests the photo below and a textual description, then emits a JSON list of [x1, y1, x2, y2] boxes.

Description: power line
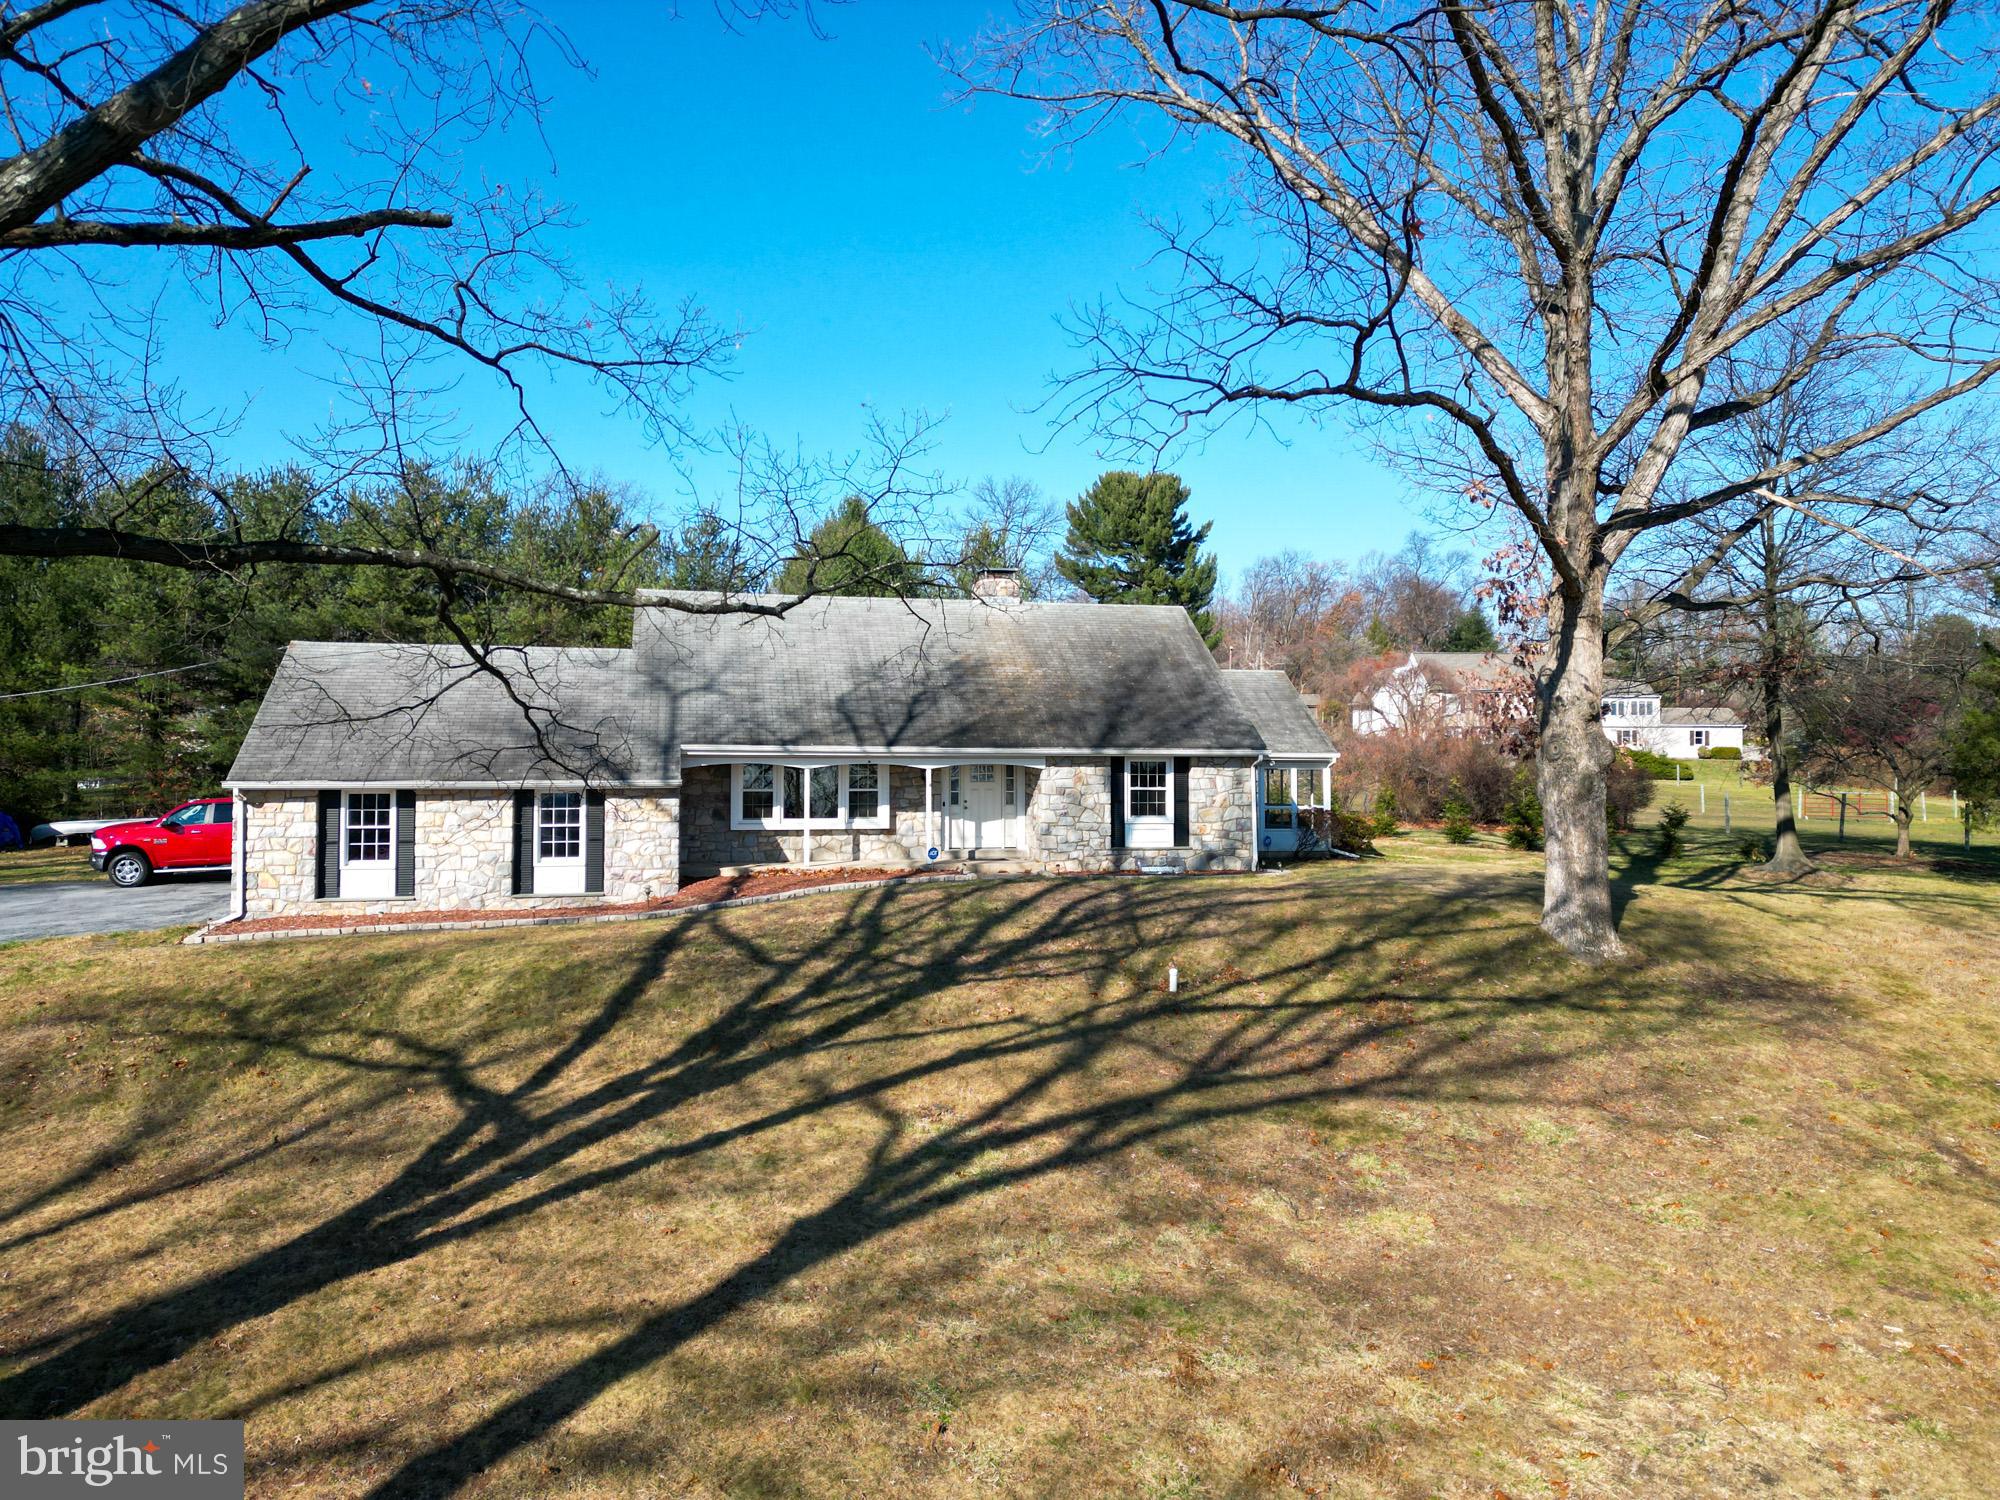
[[0, 660, 221, 701]]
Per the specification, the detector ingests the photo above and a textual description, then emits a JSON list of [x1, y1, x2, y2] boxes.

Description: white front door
[[949, 765, 1017, 850]]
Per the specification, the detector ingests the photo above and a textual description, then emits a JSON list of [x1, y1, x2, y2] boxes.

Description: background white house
[[1352, 654, 1748, 760]]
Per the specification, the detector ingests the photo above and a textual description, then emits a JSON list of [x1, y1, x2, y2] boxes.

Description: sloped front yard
[[1, 845, 1996, 1497]]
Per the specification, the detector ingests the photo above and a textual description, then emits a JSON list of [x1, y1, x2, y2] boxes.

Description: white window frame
[[1616, 728, 1641, 747], [1125, 758, 1173, 848], [535, 789, 587, 896], [341, 790, 396, 900], [730, 762, 893, 831], [1262, 768, 1296, 831], [1688, 728, 1710, 749], [1261, 764, 1329, 831], [1605, 699, 1623, 719]]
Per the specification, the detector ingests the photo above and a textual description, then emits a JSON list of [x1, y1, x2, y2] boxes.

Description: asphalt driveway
[[0, 877, 228, 943]]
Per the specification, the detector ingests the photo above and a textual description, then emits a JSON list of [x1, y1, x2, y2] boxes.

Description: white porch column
[[231, 788, 247, 919], [800, 768, 811, 869], [924, 765, 935, 857]]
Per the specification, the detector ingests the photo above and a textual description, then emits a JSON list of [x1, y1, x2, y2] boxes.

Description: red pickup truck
[[89, 797, 234, 887]]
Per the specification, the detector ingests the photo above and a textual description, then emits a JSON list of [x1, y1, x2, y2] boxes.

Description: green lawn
[[2, 845, 1996, 1497], [1643, 772, 1999, 864], [0, 845, 93, 887]]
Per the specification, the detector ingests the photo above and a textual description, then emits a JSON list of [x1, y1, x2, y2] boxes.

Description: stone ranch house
[[223, 580, 1337, 920]]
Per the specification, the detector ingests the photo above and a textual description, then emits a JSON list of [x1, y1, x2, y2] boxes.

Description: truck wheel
[[107, 850, 152, 888]]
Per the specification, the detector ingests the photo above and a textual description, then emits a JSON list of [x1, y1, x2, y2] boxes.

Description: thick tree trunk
[[1537, 579, 1626, 961], [1759, 649, 1815, 875], [1895, 805, 1913, 858]]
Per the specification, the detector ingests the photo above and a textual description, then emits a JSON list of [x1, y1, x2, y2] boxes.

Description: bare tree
[[1615, 339, 2000, 873], [1216, 549, 1361, 683], [1796, 605, 1989, 858], [0, 0, 895, 623], [971, 1, 2000, 958]]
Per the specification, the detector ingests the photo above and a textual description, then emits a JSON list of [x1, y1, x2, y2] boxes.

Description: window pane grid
[[1128, 760, 1168, 819], [849, 762, 879, 820], [539, 792, 583, 860], [741, 763, 775, 820], [346, 793, 391, 863]]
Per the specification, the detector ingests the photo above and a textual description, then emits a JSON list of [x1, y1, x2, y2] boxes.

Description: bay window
[[732, 762, 893, 829]]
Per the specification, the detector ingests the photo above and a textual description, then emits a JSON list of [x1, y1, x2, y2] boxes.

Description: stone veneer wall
[[1023, 757, 1116, 873], [238, 789, 679, 918], [678, 764, 938, 873], [1110, 757, 1256, 873], [1027, 755, 1257, 874]]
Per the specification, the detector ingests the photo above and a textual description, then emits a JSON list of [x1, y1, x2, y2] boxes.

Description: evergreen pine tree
[[1054, 471, 1220, 646], [776, 496, 923, 598]]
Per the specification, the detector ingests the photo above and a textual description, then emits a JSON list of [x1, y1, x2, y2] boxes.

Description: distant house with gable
[[1350, 652, 1746, 760]]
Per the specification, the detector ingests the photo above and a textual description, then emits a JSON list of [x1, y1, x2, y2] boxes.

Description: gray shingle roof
[[227, 643, 673, 787], [229, 596, 1304, 788], [1604, 677, 1658, 697], [1219, 670, 1335, 758], [1660, 705, 1744, 726], [1410, 651, 1532, 690], [631, 592, 1264, 753]]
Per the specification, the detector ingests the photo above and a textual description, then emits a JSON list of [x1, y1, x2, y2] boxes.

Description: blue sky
[[143, 3, 1475, 581]]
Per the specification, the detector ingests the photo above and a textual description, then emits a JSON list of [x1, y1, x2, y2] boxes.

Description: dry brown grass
[[1, 841, 1996, 1498]]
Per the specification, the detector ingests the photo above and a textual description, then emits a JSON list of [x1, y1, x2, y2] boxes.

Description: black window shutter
[[512, 790, 535, 895], [395, 789, 417, 898], [1173, 757, 1191, 846], [1108, 758, 1126, 849], [316, 791, 340, 899], [584, 790, 606, 894]]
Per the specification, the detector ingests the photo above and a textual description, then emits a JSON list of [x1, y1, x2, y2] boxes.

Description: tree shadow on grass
[[1607, 826, 2000, 938], [0, 868, 1844, 1491]]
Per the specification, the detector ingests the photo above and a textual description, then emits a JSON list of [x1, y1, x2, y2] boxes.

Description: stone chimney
[[971, 567, 1023, 600]]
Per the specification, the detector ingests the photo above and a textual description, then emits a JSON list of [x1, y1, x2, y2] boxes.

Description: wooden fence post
[[1723, 795, 1731, 834], [1920, 790, 1928, 823]]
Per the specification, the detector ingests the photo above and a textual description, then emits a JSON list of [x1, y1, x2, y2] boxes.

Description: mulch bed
[[208, 867, 930, 938]]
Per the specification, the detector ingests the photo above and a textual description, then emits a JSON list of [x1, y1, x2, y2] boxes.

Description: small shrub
[[1441, 780, 1475, 844], [1371, 786, 1400, 836], [1300, 805, 1377, 855], [1332, 730, 1520, 823], [1734, 834, 1766, 862], [1502, 767, 1544, 850], [1607, 752, 1657, 831], [1698, 745, 1742, 760], [1623, 747, 1677, 778], [1658, 802, 1690, 859]]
